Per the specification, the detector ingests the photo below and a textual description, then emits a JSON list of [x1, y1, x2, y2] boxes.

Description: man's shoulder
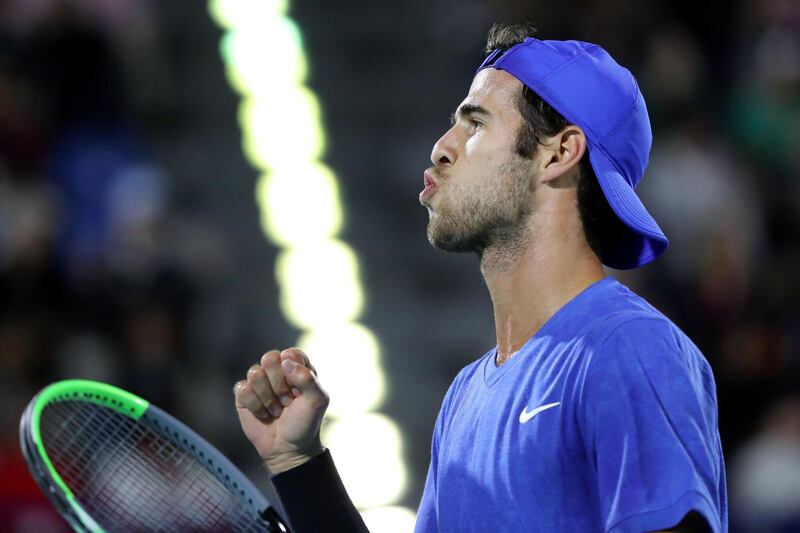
[[584, 279, 692, 350], [451, 350, 492, 388], [578, 280, 713, 376], [439, 349, 492, 402], [581, 294, 718, 406]]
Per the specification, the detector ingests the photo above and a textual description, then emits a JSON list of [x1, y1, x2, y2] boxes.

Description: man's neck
[[481, 214, 605, 366]]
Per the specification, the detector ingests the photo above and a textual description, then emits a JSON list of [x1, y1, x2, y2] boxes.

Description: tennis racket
[[19, 379, 291, 532]]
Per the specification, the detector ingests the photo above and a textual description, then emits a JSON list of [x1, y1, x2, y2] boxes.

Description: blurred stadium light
[[208, 0, 413, 527]]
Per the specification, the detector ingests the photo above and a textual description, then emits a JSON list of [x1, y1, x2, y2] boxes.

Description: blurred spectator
[[640, 113, 766, 346], [0, 1, 191, 529], [640, 23, 712, 128], [729, 0, 800, 179], [731, 396, 800, 532]]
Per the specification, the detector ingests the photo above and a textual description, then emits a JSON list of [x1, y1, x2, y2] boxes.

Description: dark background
[[0, 0, 798, 531]]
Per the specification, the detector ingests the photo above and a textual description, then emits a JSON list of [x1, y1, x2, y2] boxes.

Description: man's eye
[[471, 119, 483, 129]]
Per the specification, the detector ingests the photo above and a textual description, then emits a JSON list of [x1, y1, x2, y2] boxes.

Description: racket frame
[[19, 379, 288, 533]]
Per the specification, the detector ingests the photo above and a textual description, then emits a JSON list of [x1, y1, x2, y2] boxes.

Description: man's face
[[421, 69, 535, 255]]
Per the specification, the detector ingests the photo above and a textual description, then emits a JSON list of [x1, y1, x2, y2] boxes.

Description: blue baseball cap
[[477, 37, 668, 269]]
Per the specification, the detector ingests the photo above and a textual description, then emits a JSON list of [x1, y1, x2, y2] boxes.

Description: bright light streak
[[221, 27, 308, 96], [239, 91, 325, 171], [255, 164, 342, 246], [361, 506, 418, 533], [209, 0, 413, 519], [323, 414, 407, 508], [298, 323, 385, 416], [275, 240, 363, 329], [209, 0, 288, 27]]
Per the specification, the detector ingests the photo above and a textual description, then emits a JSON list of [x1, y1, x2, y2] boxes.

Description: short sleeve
[[582, 318, 727, 533], [414, 439, 439, 533], [415, 366, 474, 533]]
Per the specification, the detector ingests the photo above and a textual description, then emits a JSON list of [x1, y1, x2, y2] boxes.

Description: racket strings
[[41, 401, 266, 532]]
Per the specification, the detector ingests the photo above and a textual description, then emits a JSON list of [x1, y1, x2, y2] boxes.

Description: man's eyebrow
[[450, 103, 492, 124]]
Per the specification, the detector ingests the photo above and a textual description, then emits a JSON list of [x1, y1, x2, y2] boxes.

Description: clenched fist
[[234, 348, 329, 474]]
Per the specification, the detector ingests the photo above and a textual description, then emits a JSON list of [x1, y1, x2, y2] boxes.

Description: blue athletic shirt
[[415, 277, 727, 532]]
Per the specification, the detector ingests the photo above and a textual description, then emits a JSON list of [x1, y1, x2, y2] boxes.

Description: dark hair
[[485, 23, 628, 264]]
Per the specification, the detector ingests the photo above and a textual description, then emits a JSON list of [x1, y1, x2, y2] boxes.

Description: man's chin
[[427, 223, 451, 251], [428, 225, 480, 254]]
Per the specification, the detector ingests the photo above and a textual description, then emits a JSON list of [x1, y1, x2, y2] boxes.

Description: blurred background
[[0, 0, 798, 531]]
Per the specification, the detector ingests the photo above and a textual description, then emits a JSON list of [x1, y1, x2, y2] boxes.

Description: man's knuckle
[[264, 397, 280, 409], [309, 395, 329, 410], [262, 350, 281, 365], [244, 398, 260, 412]]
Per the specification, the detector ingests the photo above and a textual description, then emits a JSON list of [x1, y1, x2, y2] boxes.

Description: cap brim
[[587, 143, 668, 269]]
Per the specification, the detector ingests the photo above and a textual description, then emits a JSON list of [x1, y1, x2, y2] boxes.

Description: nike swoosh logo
[[519, 402, 561, 424]]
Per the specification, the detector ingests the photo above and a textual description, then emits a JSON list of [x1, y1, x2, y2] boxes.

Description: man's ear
[[539, 125, 587, 185]]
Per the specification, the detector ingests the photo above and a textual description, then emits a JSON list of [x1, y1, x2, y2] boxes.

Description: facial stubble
[[426, 155, 533, 262]]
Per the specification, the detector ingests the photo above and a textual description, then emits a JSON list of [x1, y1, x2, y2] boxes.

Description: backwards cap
[[478, 38, 668, 269]]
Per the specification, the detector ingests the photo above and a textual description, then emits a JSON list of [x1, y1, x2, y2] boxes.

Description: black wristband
[[271, 449, 369, 533]]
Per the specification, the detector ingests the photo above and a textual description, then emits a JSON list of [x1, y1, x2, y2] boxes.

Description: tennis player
[[234, 23, 727, 533]]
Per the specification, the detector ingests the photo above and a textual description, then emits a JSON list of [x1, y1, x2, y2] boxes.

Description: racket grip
[[261, 505, 292, 532]]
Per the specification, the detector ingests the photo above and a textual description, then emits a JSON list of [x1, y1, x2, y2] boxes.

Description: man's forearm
[[271, 449, 369, 533]]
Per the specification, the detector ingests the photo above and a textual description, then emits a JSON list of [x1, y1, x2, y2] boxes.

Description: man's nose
[[430, 128, 458, 167]]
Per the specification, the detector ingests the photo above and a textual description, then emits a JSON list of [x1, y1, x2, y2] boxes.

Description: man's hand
[[234, 348, 329, 474]]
